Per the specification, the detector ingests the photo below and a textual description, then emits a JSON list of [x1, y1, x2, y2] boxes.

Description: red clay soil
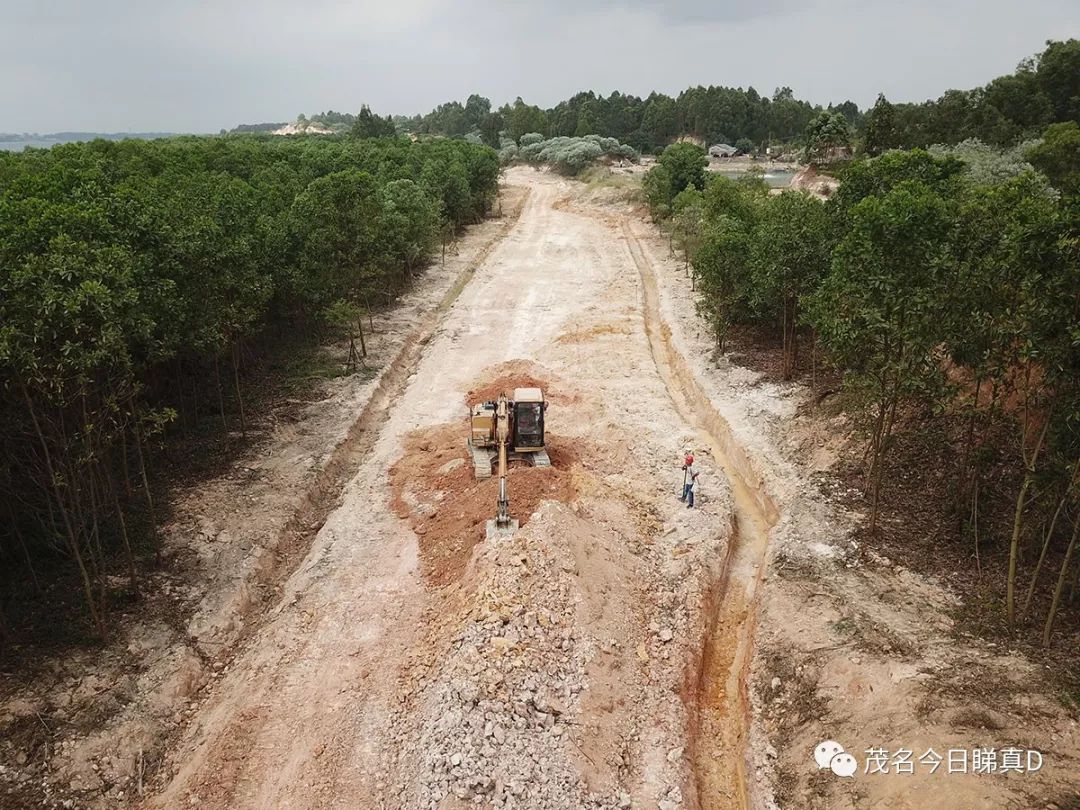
[[389, 424, 578, 587], [463, 360, 580, 407]]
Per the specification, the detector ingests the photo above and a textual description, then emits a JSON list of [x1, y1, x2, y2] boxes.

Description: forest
[[643, 123, 1080, 646], [406, 39, 1079, 156], [0, 134, 500, 640]]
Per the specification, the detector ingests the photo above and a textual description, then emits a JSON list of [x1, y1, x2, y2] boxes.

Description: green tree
[[351, 105, 396, 139], [1027, 122, 1080, 196], [655, 141, 708, 209], [504, 98, 549, 142], [642, 163, 674, 221], [693, 217, 753, 351], [1035, 39, 1080, 123], [287, 170, 384, 307], [809, 181, 954, 532], [479, 112, 504, 148], [750, 192, 833, 378], [862, 94, 900, 155], [804, 111, 852, 163], [671, 185, 705, 277]]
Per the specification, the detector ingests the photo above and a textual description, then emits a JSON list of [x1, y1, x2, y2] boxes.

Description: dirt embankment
[[624, 181, 1080, 808]]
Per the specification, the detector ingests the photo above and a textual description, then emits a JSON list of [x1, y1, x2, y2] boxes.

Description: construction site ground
[[2, 168, 1077, 810]]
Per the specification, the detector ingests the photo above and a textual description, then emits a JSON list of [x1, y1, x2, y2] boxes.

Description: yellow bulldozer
[[467, 387, 550, 538]]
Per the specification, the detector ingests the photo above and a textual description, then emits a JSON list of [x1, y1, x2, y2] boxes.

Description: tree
[[351, 105, 396, 139], [943, 173, 1066, 623], [642, 95, 678, 147], [642, 163, 674, 221], [0, 134, 500, 642], [671, 185, 705, 277], [658, 142, 707, 197], [804, 112, 852, 163], [479, 112, 504, 148], [1035, 39, 1080, 123], [808, 181, 954, 532], [750, 192, 833, 378], [1027, 122, 1080, 196], [463, 94, 492, 132], [862, 94, 900, 155], [287, 170, 385, 307], [694, 217, 753, 351], [379, 179, 439, 280], [504, 98, 549, 142]]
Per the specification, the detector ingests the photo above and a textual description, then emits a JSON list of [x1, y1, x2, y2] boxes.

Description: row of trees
[[862, 39, 1080, 153], [0, 134, 500, 640], [405, 40, 1077, 158], [406, 87, 845, 154], [645, 128, 1080, 645]]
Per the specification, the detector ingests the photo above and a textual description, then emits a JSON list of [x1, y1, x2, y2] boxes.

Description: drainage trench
[[623, 222, 778, 810]]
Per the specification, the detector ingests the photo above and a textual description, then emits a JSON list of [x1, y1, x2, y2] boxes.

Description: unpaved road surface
[[145, 168, 765, 809]]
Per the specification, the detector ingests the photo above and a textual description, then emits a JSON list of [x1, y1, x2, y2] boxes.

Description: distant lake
[[715, 168, 796, 188], [0, 133, 183, 152]]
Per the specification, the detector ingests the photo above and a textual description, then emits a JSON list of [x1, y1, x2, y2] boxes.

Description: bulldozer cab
[[512, 387, 545, 452]]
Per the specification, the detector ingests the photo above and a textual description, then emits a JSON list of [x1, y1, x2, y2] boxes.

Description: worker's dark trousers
[[687, 489, 695, 507], [681, 483, 692, 501]]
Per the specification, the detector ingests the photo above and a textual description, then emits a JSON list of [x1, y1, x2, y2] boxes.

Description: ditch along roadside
[[622, 221, 779, 810]]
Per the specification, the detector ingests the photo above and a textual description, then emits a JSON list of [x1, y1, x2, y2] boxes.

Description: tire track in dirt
[[143, 189, 530, 806], [621, 221, 779, 810]]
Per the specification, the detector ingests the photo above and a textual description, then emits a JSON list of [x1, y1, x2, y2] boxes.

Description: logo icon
[[814, 740, 858, 778]]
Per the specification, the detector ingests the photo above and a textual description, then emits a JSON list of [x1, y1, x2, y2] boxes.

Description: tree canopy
[[0, 133, 500, 639]]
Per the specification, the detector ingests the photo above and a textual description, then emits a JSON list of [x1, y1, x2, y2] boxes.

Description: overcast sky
[[2, 0, 1078, 133]]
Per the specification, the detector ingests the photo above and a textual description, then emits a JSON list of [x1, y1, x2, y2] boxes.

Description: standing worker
[[687, 465, 700, 508], [680, 450, 696, 503]]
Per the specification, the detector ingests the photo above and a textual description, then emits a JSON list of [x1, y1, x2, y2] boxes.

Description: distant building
[[709, 143, 738, 158]]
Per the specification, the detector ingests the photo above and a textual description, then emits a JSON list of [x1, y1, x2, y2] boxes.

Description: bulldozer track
[[621, 220, 779, 810]]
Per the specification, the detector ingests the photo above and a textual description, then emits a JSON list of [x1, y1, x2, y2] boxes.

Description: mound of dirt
[[389, 424, 578, 586], [465, 360, 579, 406], [790, 165, 839, 198]]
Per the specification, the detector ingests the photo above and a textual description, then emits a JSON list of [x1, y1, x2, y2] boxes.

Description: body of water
[[715, 168, 796, 188]]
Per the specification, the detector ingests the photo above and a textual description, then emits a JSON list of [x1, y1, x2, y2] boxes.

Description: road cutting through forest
[[145, 168, 776, 810]]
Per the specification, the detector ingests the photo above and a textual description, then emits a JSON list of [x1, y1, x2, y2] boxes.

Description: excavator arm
[[494, 395, 512, 529], [484, 394, 519, 539]]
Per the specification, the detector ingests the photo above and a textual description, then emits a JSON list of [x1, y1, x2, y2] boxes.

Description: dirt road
[[142, 169, 771, 809]]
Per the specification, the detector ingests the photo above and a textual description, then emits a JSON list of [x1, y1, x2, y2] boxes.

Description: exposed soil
[[5, 165, 1077, 810], [617, 183, 1080, 808], [128, 168, 738, 810], [389, 423, 579, 586]]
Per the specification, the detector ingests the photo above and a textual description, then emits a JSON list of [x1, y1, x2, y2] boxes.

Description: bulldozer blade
[[485, 519, 519, 540]]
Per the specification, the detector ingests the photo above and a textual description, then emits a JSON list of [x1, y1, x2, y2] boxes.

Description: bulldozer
[[467, 387, 550, 538]]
